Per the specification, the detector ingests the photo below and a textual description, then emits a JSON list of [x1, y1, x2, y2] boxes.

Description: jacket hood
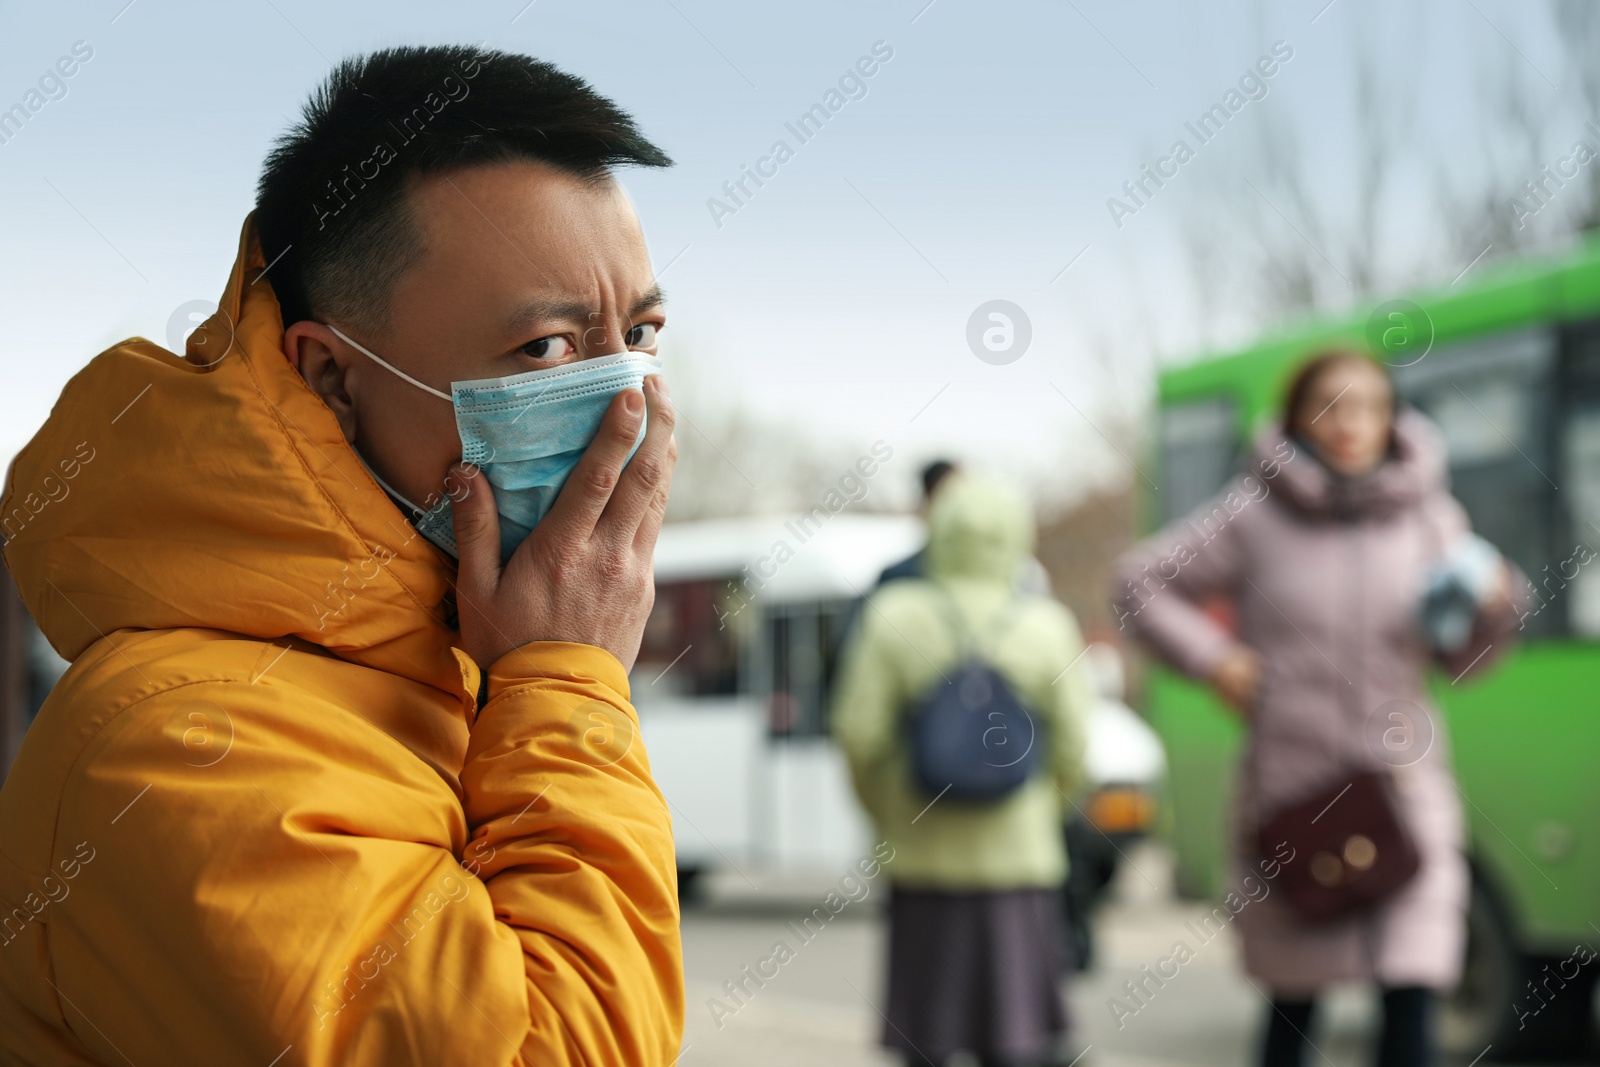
[[1251, 405, 1448, 521], [924, 475, 1035, 583], [1, 215, 474, 701]]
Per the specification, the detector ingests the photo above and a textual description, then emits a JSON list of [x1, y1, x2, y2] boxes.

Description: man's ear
[[283, 320, 358, 444]]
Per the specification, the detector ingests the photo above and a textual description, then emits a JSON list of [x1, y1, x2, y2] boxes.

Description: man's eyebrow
[[629, 284, 666, 318], [505, 284, 667, 334]]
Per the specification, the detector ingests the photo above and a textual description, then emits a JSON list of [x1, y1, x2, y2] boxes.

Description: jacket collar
[[2, 214, 479, 711]]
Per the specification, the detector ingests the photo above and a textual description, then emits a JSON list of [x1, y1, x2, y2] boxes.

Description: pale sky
[[0, 0, 1582, 513]]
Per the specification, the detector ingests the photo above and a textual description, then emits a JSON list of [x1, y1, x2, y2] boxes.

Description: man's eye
[[521, 335, 575, 361], [626, 323, 660, 349]]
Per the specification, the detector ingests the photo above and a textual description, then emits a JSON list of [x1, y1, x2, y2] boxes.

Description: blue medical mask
[[329, 324, 656, 564]]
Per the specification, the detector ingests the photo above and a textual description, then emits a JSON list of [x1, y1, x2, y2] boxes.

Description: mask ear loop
[[326, 323, 454, 401], [354, 452, 434, 518]]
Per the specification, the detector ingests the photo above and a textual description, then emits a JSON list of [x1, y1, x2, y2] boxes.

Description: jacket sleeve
[[830, 592, 912, 824], [468, 642, 685, 1064], [1424, 495, 1532, 679], [46, 642, 682, 1067], [1113, 480, 1252, 680]]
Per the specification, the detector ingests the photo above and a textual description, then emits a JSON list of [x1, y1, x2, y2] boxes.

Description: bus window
[[1394, 327, 1559, 636], [635, 578, 743, 697], [1159, 396, 1239, 523], [1560, 320, 1600, 637], [765, 598, 854, 739]]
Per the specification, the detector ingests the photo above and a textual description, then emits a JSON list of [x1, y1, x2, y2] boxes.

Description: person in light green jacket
[[831, 474, 1094, 1067]]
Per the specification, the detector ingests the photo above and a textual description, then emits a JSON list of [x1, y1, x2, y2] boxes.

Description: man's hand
[[451, 374, 675, 673], [1209, 644, 1261, 719]]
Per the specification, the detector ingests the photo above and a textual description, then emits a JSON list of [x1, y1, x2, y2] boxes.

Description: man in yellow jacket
[[0, 45, 683, 1065]]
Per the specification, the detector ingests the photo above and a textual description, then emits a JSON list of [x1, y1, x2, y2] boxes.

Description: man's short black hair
[[255, 45, 672, 332], [921, 460, 957, 500]]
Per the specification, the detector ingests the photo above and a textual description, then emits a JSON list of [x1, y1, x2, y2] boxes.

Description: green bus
[[1147, 239, 1600, 1056]]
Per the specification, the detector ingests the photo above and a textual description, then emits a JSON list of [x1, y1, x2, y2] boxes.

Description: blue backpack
[[906, 591, 1040, 802]]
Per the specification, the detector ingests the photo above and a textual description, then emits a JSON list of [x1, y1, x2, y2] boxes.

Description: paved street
[[678, 842, 1550, 1067]]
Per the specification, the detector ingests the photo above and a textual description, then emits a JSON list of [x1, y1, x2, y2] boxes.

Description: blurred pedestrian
[[875, 460, 1051, 596], [877, 459, 960, 586], [1115, 350, 1527, 1067], [833, 474, 1095, 1067]]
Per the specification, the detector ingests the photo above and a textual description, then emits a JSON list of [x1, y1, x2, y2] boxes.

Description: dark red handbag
[[1257, 770, 1420, 923]]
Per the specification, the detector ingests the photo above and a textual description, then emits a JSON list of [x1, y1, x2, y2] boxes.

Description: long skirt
[[883, 884, 1069, 1065]]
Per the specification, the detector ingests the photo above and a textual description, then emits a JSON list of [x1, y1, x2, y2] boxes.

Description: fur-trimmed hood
[[1249, 406, 1449, 521]]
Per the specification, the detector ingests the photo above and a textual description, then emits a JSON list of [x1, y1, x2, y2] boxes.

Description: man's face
[[289, 159, 664, 516]]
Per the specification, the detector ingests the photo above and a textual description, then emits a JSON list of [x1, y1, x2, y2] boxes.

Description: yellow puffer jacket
[[0, 216, 684, 1065]]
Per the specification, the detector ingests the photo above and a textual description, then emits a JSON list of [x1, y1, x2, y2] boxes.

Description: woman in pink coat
[[1115, 350, 1525, 1067]]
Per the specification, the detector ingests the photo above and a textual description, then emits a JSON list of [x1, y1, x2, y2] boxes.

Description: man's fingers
[[599, 375, 676, 544], [632, 387, 677, 553], [540, 388, 645, 541], [630, 470, 668, 556], [449, 463, 502, 600]]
